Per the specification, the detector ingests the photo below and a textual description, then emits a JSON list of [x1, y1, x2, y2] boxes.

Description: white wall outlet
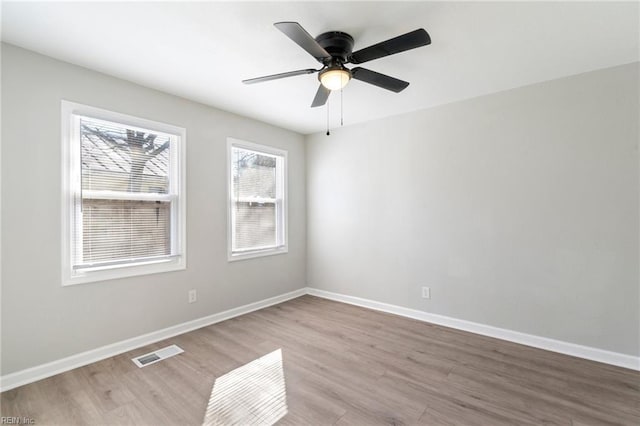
[[421, 286, 431, 299], [188, 289, 197, 304]]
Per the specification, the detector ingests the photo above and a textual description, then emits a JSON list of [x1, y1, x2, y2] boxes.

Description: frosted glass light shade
[[320, 69, 351, 90]]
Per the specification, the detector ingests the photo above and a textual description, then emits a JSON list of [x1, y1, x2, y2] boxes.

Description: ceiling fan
[[242, 22, 431, 108]]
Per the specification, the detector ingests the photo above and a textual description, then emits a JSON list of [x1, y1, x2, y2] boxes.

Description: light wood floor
[[2, 295, 639, 425]]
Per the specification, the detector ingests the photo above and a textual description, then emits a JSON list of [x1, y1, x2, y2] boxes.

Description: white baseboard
[[2, 286, 637, 392], [306, 287, 640, 371], [0, 288, 306, 392]]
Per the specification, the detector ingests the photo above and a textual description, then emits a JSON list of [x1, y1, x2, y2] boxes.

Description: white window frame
[[61, 101, 187, 286], [227, 138, 288, 261]]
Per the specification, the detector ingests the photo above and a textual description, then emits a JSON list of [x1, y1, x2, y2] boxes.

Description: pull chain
[[340, 87, 344, 127], [326, 96, 330, 136]]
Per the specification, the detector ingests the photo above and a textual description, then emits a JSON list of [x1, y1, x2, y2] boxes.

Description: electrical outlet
[[421, 287, 431, 299], [188, 289, 197, 304]]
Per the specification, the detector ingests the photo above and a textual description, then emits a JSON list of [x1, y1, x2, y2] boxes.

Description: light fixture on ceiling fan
[[319, 65, 351, 91]]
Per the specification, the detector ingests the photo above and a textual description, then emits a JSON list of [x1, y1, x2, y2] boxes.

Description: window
[[228, 138, 287, 260], [62, 101, 186, 285]]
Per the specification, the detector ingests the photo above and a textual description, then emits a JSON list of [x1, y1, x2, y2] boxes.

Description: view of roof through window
[[80, 116, 171, 194]]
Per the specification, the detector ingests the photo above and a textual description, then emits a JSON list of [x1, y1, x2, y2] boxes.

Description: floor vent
[[132, 344, 184, 368]]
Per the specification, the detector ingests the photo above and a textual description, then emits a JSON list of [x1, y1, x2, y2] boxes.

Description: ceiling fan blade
[[242, 68, 318, 84], [311, 84, 331, 108], [274, 22, 332, 63], [351, 67, 409, 93], [349, 29, 431, 64]]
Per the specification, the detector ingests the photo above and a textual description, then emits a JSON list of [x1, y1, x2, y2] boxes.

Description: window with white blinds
[[62, 101, 186, 285], [228, 139, 287, 260]]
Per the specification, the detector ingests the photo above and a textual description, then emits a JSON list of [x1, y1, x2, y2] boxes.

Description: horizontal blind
[[74, 116, 174, 269], [231, 146, 279, 252], [80, 199, 171, 266], [234, 202, 276, 250]]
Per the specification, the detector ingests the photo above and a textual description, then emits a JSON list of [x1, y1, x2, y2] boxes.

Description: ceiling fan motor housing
[[315, 31, 355, 64]]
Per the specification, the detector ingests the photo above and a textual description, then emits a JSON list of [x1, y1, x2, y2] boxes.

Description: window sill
[[228, 246, 288, 262], [62, 256, 186, 286]]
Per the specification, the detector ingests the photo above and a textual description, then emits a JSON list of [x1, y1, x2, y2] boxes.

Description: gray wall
[[306, 63, 639, 356], [1, 44, 306, 375]]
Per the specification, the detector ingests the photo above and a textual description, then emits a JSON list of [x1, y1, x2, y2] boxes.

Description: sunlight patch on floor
[[203, 349, 288, 425]]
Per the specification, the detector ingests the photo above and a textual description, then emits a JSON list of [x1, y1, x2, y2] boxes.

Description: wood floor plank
[[1, 295, 638, 425]]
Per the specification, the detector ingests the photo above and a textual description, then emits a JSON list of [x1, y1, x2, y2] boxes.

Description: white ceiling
[[2, 1, 638, 135]]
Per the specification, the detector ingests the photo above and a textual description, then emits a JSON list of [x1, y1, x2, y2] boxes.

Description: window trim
[[227, 138, 288, 262], [61, 100, 187, 286]]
